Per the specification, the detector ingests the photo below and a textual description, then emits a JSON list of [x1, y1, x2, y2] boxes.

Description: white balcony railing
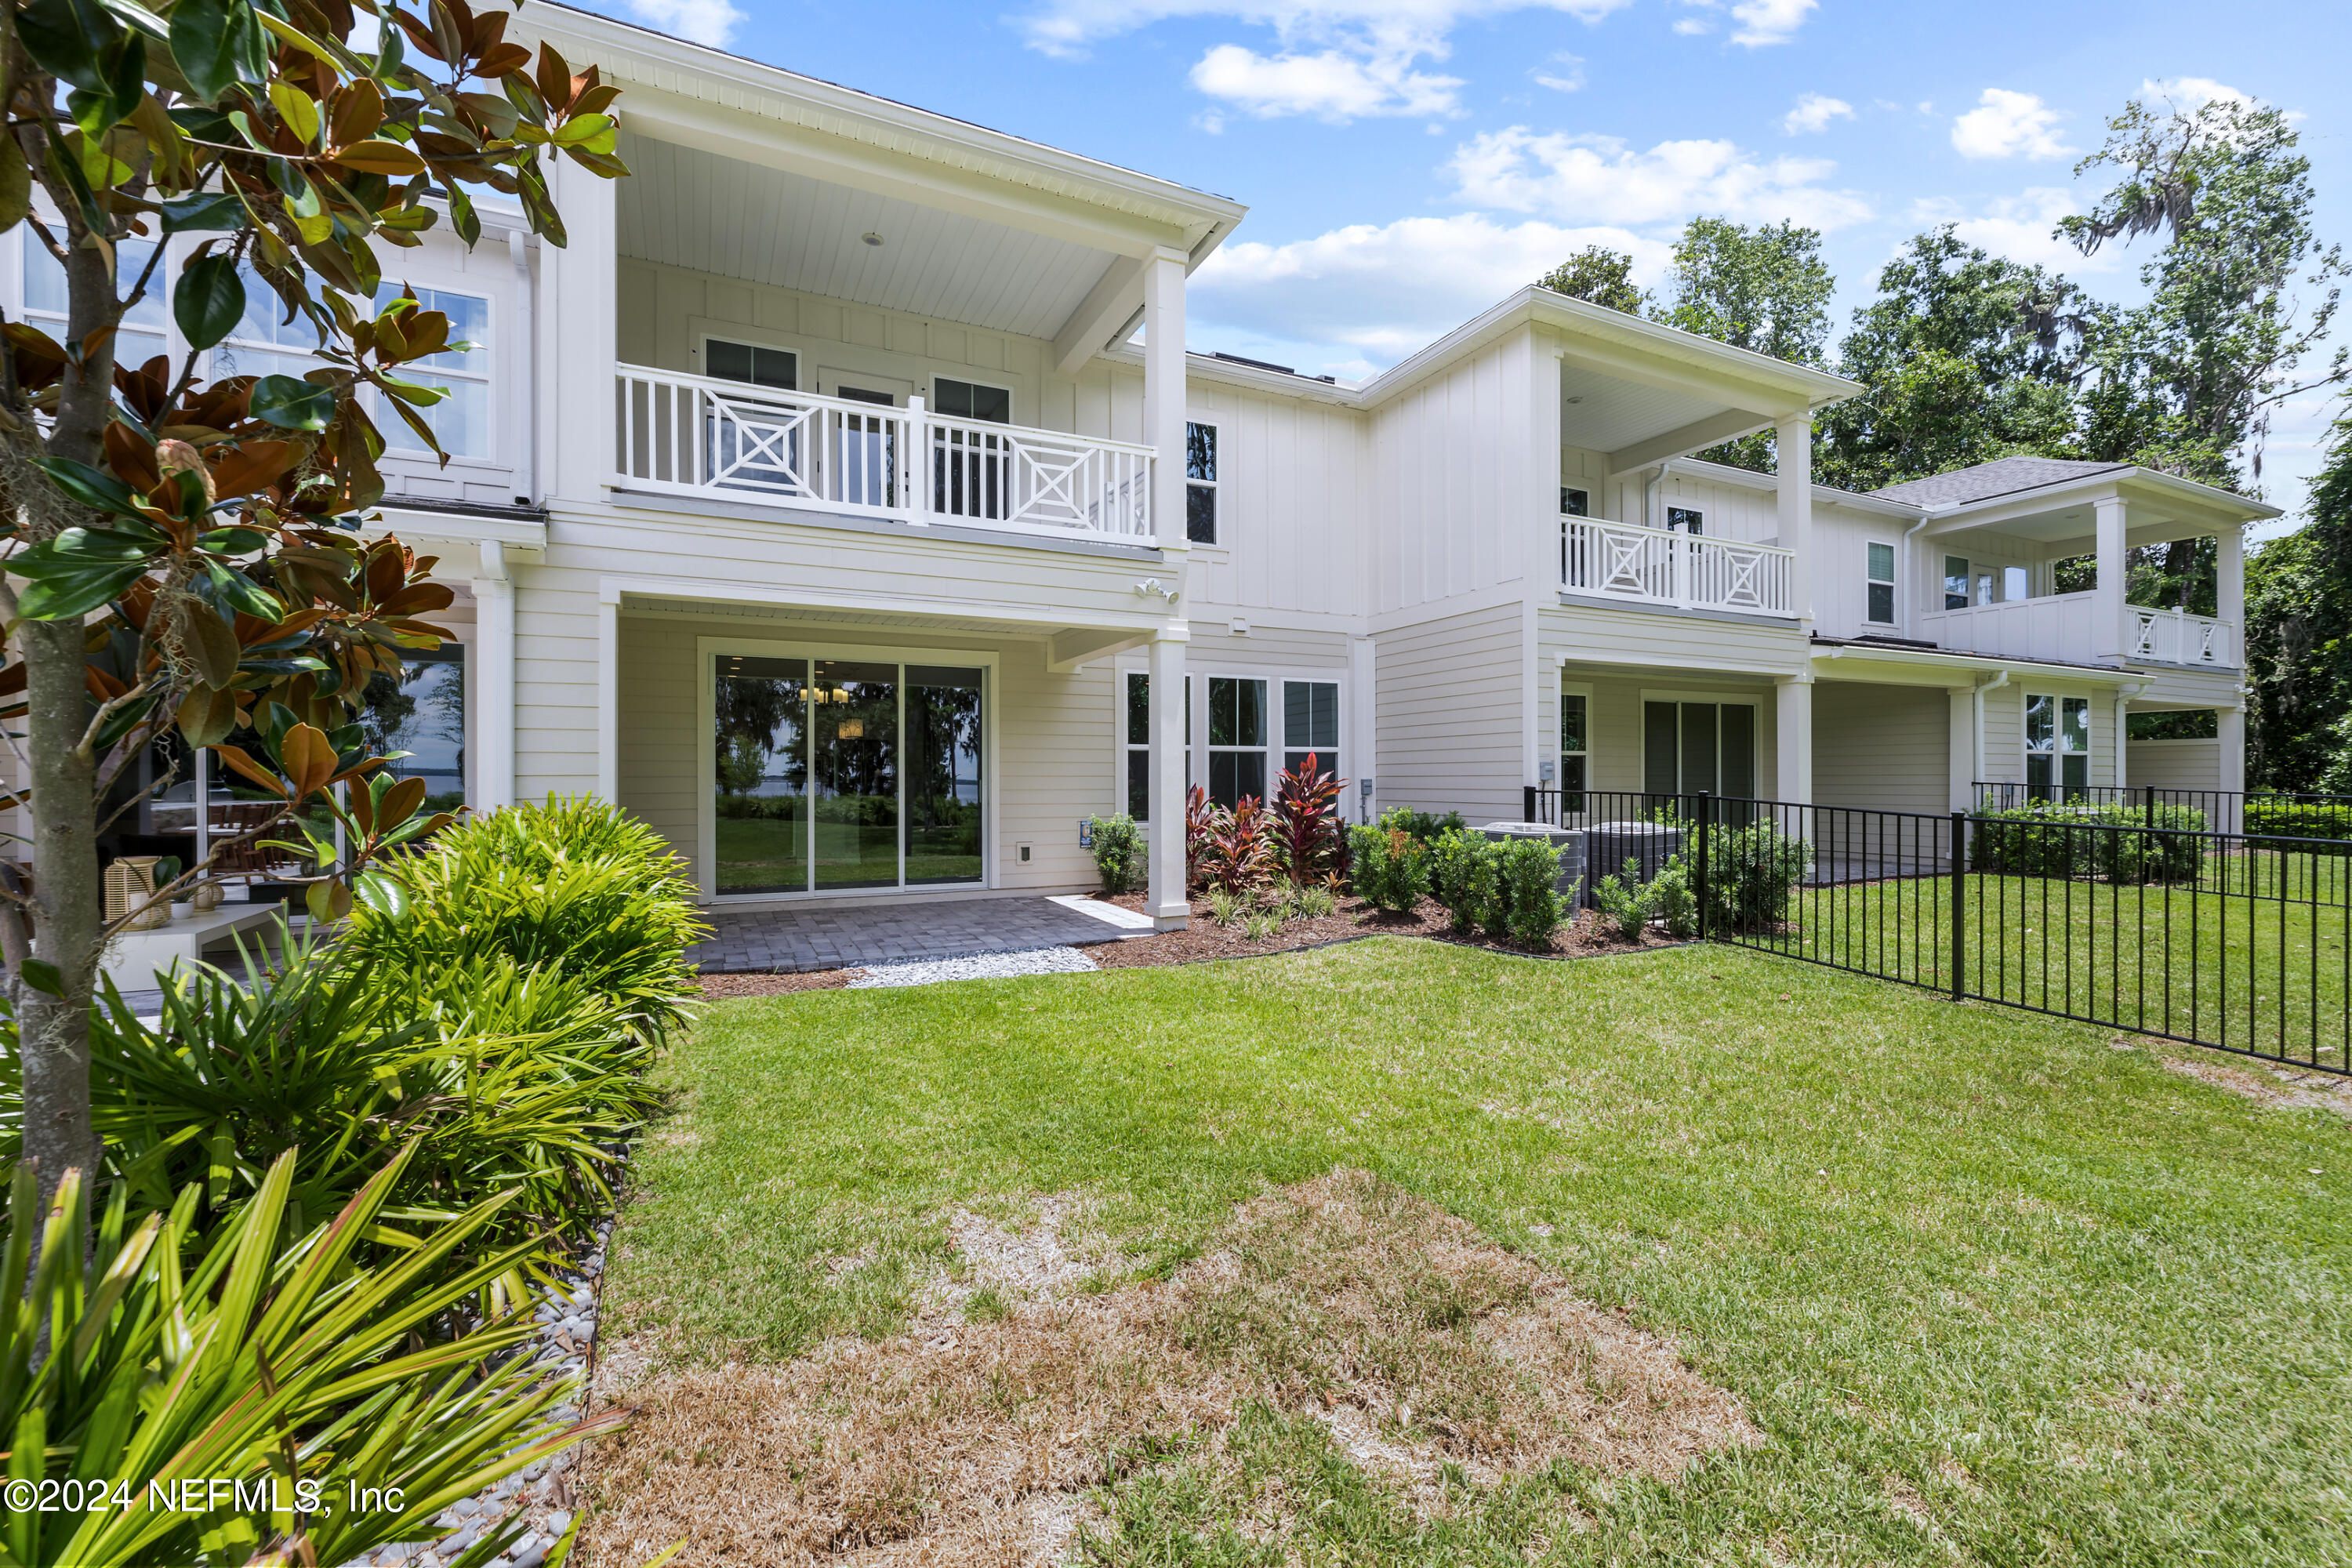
[[2129, 606, 2232, 666], [1560, 517, 1796, 618], [612, 365, 1156, 542]]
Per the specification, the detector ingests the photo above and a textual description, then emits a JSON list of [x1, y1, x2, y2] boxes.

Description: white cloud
[[1016, 0, 1632, 59], [1532, 52, 1585, 92], [1782, 93, 1853, 135], [1191, 212, 1673, 364], [1448, 126, 1874, 230], [1727, 0, 1813, 45], [1671, 16, 1711, 32], [2140, 75, 2252, 111], [1191, 42, 1463, 118], [1907, 188, 2122, 276], [1950, 88, 2073, 160], [620, 0, 745, 46]]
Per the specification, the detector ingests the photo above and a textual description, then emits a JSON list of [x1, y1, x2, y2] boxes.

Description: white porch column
[[2092, 496, 2128, 661], [1146, 628, 1190, 928], [2113, 682, 2144, 790], [544, 156, 618, 506], [1776, 673, 1813, 804], [1141, 246, 1191, 555], [595, 594, 619, 804], [1947, 686, 1976, 812], [1775, 412, 1814, 625], [2218, 703, 2246, 831], [1348, 633, 1376, 825], [470, 542, 517, 810], [2217, 524, 2245, 652]]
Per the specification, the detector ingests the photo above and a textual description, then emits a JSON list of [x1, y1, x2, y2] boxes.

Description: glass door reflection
[[906, 667, 983, 884], [811, 660, 898, 888], [713, 655, 808, 893]]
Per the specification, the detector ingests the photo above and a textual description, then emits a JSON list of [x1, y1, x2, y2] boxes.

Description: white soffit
[[1558, 360, 1731, 456], [618, 133, 1118, 341]]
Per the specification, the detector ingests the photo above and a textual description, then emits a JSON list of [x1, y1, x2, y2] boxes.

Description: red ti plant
[[1273, 753, 1348, 884], [1198, 795, 1274, 893], [1185, 783, 1217, 887]]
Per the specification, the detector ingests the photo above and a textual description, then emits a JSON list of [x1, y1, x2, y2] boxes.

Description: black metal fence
[[1517, 785, 2350, 1076], [1971, 782, 2352, 845]]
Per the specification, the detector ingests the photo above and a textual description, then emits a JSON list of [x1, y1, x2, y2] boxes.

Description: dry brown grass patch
[[2158, 1054, 2352, 1119], [577, 1170, 1757, 1565]]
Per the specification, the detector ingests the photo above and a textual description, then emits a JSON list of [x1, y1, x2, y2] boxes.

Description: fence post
[[1695, 790, 1711, 942], [1523, 784, 1537, 823], [2144, 782, 2156, 828], [1948, 811, 1967, 1002]]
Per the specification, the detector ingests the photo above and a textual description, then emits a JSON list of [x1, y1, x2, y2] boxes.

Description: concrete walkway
[[688, 895, 1147, 974]]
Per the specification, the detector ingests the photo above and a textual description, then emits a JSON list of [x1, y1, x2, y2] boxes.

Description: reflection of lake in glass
[[362, 654, 466, 807]]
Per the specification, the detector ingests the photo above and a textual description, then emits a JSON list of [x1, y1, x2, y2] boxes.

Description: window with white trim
[[1123, 672, 1188, 821], [934, 377, 1009, 423], [1282, 680, 1339, 781], [371, 285, 490, 458], [1560, 487, 1589, 517], [1559, 691, 1588, 810], [24, 228, 168, 377], [213, 264, 328, 383], [1667, 506, 1703, 535], [1867, 540, 1896, 624], [1944, 555, 1969, 611], [1185, 422, 1218, 544], [1642, 699, 1756, 798], [1206, 675, 1265, 805], [707, 339, 797, 390], [2024, 693, 2090, 799]]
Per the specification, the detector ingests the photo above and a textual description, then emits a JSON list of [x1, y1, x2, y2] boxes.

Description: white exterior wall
[[2128, 737, 2223, 793], [1973, 677, 2120, 791], [1178, 382, 1369, 619], [1366, 331, 1545, 618], [1374, 603, 1526, 823], [1553, 669, 1781, 797], [1813, 681, 1949, 815]]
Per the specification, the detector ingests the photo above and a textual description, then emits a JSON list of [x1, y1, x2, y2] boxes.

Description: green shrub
[[1650, 862, 1697, 938], [1088, 813, 1146, 895], [1970, 801, 2205, 882], [1346, 823, 1428, 912], [348, 797, 706, 1044], [1378, 808, 1467, 844], [1700, 822, 1812, 930], [2245, 797, 2352, 849], [0, 1157, 622, 1568], [1494, 837, 1567, 946], [1425, 829, 1497, 934], [1592, 858, 1652, 941]]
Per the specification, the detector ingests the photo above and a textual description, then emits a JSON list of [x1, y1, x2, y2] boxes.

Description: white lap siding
[[1811, 682, 1950, 815], [1374, 603, 1525, 823]]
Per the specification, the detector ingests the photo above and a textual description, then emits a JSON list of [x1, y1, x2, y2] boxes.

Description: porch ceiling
[[1559, 361, 1764, 472], [618, 133, 1120, 341]]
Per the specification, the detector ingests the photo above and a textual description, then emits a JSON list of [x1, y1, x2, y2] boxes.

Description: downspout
[[1643, 464, 1664, 530], [1903, 514, 1931, 633]]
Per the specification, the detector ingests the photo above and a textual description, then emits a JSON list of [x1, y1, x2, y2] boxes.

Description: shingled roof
[[1868, 456, 2132, 510]]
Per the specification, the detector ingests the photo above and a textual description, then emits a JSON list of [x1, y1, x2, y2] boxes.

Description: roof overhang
[[1811, 639, 2140, 687], [1922, 467, 2281, 545], [1669, 456, 1926, 521]]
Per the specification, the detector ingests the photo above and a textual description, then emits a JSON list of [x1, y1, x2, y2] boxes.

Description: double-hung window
[[1944, 555, 1970, 611], [1207, 676, 1265, 805], [1643, 700, 1756, 800], [25, 229, 168, 378], [1283, 680, 1339, 781], [1124, 672, 1189, 821], [934, 377, 1009, 423], [373, 285, 491, 459], [1560, 487, 1589, 517], [1559, 693, 1588, 811], [1667, 506, 1703, 534], [216, 264, 329, 386], [1867, 541, 1896, 624], [1185, 423, 1218, 543], [2024, 694, 2090, 800]]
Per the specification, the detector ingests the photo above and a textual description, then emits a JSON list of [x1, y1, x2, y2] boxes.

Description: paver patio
[[685, 895, 1145, 974]]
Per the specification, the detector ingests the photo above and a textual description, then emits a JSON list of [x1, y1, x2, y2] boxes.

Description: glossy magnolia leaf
[[29, 456, 144, 517], [176, 684, 238, 747], [249, 373, 336, 431], [17, 959, 63, 996], [198, 525, 270, 554], [158, 191, 244, 233], [169, 0, 268, 103], [180, 598, 241, 688], [305, 877, 353, 923], [16, 561, 148, 620], [333, 138, 426, 176], [201, 557, 284, 621], [172, 252, 245, 351], [17, 0, 121, 95], [0, 135, 30, 238], [269, 80, 322, 147], [350, 869, 410, 921]]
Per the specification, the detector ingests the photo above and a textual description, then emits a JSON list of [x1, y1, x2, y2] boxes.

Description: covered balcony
[[1560, 514, 1798, 618]]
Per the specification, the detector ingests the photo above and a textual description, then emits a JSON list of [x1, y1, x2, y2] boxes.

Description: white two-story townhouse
[[24, 3, 2277, 927]]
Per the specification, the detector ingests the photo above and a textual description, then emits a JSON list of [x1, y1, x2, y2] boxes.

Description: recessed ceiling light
[[862, 232, 884, 247]]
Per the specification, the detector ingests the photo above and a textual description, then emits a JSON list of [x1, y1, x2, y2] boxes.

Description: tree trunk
[[18, 616, 100, 1228]]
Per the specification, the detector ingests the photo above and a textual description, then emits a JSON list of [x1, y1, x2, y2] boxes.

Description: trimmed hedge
[[1970, 800, 2207, 882]]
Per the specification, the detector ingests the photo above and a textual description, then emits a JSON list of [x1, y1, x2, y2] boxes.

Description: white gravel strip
[[849, 945, 1099, 988]]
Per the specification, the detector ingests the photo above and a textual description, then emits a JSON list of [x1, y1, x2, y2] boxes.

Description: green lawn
[[602, 938, 2352, 1565], [1756, 860, 2350, 1071]]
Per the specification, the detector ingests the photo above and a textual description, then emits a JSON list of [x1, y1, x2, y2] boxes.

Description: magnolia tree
[[0, 0, 625, 1225]]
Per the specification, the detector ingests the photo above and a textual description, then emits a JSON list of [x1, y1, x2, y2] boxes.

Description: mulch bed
[[1088, 891, 1682, 968]]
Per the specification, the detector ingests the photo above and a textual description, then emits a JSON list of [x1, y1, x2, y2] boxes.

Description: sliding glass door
[[713, 652, 983, 895]]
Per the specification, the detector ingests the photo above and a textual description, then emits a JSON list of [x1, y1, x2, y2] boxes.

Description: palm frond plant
[[0, 1153, 625, 1568]]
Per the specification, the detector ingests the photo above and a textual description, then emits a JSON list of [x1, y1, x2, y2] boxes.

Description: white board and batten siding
[[1178, 383, 1369, 619], [1367, 329, 1548, 619]]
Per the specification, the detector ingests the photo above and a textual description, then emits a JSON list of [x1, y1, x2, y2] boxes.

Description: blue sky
[[586, 0, 2348, 535]]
